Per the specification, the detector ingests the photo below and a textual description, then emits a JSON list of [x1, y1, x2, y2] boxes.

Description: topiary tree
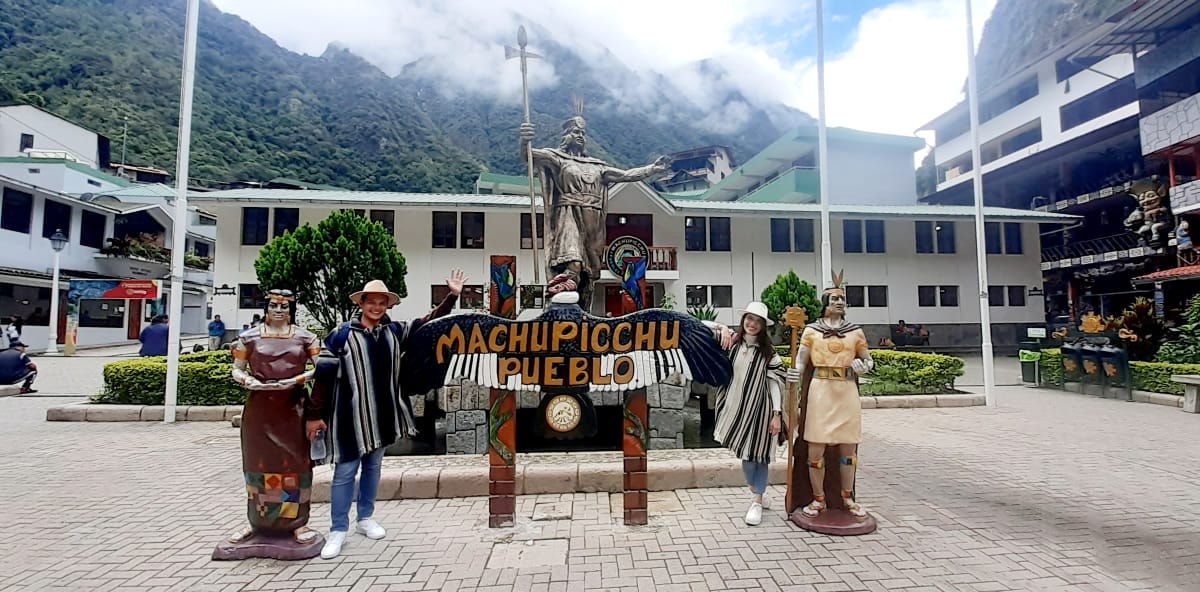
[[254, 210, 408, 334], [759, 270, 822, 341]]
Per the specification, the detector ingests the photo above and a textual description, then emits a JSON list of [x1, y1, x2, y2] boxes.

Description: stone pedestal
[[212, 532, 324, 561], [622, 388, 649, 525], [1172, 375, 1200, 413]]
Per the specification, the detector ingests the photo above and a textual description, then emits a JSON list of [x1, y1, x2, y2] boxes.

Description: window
[[710, 286, 733, 308], [78, 299, 124, 328], [989, 286, 1006, 307], [80, 210, 106, 249], [238, 284, 266, 309], [793, 219, 814, 252], [915, 221, 935, 254], [843, 219, 863, 253], [1, 188, 33, 234], [770, 218, 791, 252], [432, 211, 456, 248], [27, 168, 39, 174], [1059, 76, 1135, 131], [370, 210, 395, 236], [846, 285, 865, 308], [241, 207, 269, 245], [867, 286, 888, 308], [431, 285, 451, 307], [193, 241, 211, 258], [19, 133, 33, 151], [918, 286, 937, 307], [865, 220, 885, 253], [1003, 222, 1023, 254], [984, 222, 1002, 254], [460, 212, 485, 249], [520, 213, 545, 249], [939, 286, 959, 307], [197, 215, 217, 226], [273, 207, 299, 238], [935, 221, 956, 254], [460, 284, 485, 309], [708, 217, 731, 251], [686, 285, 708, 307], [1007, 286, 1026, 307], [87, 179, 102, 187], [685, 217, 707, 251], [42, 200, 72, 239]]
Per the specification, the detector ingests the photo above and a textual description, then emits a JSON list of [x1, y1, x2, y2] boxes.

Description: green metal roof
[[268, 177, 345, 191], [0, 156, 132, 188], [477, 171, 541, 193], [792, 127, 927, 150]]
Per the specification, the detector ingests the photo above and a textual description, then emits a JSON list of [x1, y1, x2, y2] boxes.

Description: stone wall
[[1171, 179, 1200, 215], [1141, 93, 1200, 156], [437, 378, 692, 454]]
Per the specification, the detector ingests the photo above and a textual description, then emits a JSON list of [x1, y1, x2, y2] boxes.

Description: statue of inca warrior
[[788, 270, 875, 520], [215, 289, 324, 560], [520, 99, 671, 309]]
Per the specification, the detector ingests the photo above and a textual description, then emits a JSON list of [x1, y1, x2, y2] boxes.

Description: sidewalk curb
[[45, 403, 243, 422], [861, 394, 985, 408]]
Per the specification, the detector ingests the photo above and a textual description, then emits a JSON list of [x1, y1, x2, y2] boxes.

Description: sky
[[210, 0, 998, 155]]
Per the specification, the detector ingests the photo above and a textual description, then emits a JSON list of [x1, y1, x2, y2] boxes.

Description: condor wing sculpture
[[401, 305, 732, 396]]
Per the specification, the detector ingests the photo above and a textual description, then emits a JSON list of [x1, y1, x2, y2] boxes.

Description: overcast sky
[[210, 0, 998, 151]]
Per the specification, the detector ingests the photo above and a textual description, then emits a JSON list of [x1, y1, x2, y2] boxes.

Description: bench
[[1171, 375, 1200, 413]]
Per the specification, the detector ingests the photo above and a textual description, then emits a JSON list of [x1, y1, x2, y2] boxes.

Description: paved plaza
[[1, 351, 1199, 591]]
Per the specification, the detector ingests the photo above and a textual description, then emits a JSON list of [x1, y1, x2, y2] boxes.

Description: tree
[[254, 210, 407, 334], [759, 270, 822, 341]]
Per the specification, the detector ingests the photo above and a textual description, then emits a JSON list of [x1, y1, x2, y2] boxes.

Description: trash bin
[[1099, 344, 1131, 400], [1060, 341, 1084, 384], [1019, 350, 1042, 384], [1081, 343, 1103, 381]]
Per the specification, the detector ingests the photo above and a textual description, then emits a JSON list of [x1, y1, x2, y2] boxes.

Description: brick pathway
[[1, 386, 1198, 592]]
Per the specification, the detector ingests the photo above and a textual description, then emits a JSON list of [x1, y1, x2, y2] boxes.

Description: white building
[[655, 145, 737, 193], [0, 104, 111, 170], [195, 126, 1074, 351]]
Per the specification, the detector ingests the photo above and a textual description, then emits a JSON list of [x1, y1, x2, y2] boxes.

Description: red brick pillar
[[488, 388, 517, 528], [622, 387, 648, 525]]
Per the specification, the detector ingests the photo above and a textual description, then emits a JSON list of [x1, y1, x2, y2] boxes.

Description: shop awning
[[1132, 264, 1200, 284]]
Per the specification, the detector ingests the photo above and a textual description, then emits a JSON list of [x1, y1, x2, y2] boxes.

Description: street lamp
[[46, 229, 68, 354]]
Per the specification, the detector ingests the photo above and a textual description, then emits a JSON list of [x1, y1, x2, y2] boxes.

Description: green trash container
[[1019, 350, 1042, 384]]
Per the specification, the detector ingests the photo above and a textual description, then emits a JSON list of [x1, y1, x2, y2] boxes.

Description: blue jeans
[[329, 447, 386, 532], [741, 461, 769, 495]]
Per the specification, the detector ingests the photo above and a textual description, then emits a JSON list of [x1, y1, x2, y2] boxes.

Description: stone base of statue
[[788, 508, 877, 536], [212, 532, 325, 561]]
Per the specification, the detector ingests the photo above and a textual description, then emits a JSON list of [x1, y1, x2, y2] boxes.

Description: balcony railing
[[647, 246, 678, 271], [1041, 232, 1141, 262]]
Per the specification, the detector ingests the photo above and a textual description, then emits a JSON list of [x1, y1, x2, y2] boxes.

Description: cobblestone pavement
[[18, 337, 208, 397], [2, 386, 1198, 592]]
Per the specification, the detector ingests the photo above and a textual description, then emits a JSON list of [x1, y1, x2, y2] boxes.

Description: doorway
[[127, 299, 142, 340]]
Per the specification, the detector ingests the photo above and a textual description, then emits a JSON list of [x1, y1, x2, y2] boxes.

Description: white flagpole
[[816, 0, 833, 288], [965, 0, 996, 406], [165, 0, 200, 423]]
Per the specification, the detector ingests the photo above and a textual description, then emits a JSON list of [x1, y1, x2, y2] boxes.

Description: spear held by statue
[[506, 26, 543, 284]]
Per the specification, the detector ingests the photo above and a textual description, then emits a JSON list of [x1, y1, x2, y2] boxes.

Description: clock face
[[545, 394, 582, 433]]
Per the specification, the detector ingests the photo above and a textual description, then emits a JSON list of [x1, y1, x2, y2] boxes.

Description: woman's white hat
[[737, 301, 774, 326], [349, 279, 401, 308]]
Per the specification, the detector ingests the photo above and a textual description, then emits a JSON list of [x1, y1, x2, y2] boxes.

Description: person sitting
[[0, 340, 37, 394], [892, 320, 911, 346], [139, 315, 170, 357]]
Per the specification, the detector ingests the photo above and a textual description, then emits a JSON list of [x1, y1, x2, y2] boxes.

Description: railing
[[648, 246, 678, 271], [1041, 232, 1141, 262]]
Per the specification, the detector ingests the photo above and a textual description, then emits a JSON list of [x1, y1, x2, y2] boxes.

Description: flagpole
[[965, 0, 996, 406], [164, 0, 200, 423], [816, 0, 833, 288]]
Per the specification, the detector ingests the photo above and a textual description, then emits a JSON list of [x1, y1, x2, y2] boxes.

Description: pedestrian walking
[[706, 301, 787, 525], [207, 314, 226, 351], [305, 269, 466, 559]]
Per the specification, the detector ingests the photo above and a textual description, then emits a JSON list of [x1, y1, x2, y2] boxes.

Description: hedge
[[1038, 347, 1200, 396], [781, 349, 964, 394], [92, 350, 244, 405]]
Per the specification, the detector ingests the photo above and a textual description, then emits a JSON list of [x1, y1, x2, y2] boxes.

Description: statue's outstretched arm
[[602, 155, 670, 183]]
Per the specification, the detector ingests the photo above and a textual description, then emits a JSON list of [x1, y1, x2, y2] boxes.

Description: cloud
[[210, 0, 995, 148]]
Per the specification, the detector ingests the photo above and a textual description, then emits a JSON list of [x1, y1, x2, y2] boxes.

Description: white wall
[[208, 193, 1046, 332], [933, 53, 1137, 190], [0, 189, 113, 275], [0, 106, 101, 167], [828, 142, 916, 205]]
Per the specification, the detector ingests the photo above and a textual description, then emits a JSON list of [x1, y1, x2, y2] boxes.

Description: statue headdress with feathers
[[823, 269, 845, 296]]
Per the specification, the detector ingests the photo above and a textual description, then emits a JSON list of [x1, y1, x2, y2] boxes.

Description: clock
[[544, 394, 582, 433]]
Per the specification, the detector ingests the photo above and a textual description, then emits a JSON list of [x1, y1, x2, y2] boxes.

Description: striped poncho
[[713, 339, 787, 465]]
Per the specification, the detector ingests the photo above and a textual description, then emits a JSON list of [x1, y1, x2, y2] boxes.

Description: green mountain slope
[[0, 0, 807, 192]]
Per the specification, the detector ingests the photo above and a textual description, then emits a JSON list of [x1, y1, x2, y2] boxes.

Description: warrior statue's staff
[[506, 26, 543, 284]]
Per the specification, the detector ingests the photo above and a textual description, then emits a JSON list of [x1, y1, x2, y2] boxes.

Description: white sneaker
[[321, 531, 347, 559], [760, 495, 770, 509], [356, 518, 386, 540], [744, 502, 763, 526]]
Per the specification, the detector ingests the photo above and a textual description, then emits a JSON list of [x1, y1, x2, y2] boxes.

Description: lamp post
[[46, 229, 68, 355]]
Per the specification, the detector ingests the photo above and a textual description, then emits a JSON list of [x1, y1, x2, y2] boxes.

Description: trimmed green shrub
[[93, 357, 244, 405], [781, 349, 964, 394], [1039, 348, 1063, 385], [1130, 361, 1200, 396]]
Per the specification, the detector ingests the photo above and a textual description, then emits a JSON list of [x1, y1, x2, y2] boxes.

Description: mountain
[[973, 0, 1129, 90], [0, 0, 809, 192]]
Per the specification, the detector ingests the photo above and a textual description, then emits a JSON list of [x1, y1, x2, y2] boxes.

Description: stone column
[[488, 388, 517, 528], [622, 387, 649, 526]]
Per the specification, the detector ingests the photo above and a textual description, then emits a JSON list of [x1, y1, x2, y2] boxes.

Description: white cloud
[[210, 0, 995, 147]]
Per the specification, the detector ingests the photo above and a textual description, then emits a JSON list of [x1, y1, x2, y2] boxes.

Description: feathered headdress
[[562, 94, 586, 132], [822, 269, 845, 295]]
